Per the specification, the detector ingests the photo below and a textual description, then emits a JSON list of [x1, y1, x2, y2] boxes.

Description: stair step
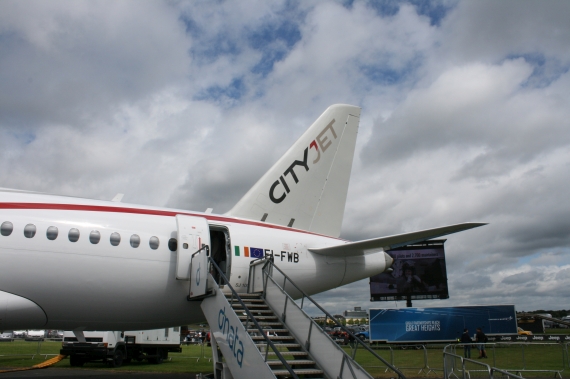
[[256, 343, 301, 349], [251, 335, 295, 340], [236, 309, 274, 314], [231, 299, 266, 303], [248, 322, 283, 326], [232, 303, 269, 308], [232, 303, 270, 313], [246, 329, 288, 333], [272, 369, 324, 376], [238, 315, 277, 320], [267, 360, 316, 366], [265, 351, 308, 357], [226, 293, 261, 298]]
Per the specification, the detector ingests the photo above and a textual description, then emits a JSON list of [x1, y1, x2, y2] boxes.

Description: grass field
[[0, 336, 568, 377], [0, 340, 215, 374]]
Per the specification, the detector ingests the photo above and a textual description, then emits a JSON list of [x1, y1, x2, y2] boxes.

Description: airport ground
[[1, 329, 569, 378]]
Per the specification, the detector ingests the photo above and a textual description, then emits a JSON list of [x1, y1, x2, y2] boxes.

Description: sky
[[1, 0, 570, 317]]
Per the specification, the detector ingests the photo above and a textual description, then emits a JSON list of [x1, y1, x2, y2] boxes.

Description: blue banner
[[369, 305, 517, 342]]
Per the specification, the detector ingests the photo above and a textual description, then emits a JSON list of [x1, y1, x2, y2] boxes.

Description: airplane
[[0, 104, 485, 332]]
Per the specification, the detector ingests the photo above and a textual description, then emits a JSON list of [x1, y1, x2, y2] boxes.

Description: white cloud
[[1, 0, 570, 316], [0, 0, 191, 127], [440, 0, 570, 64]]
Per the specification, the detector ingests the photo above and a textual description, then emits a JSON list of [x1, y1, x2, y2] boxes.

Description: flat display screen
[[370, 240, 449, 301]]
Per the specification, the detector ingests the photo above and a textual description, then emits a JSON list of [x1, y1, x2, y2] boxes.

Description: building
[[343, 307, 368, 322]]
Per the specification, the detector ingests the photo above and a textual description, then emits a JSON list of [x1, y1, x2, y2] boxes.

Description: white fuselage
[[0, 190, 389, 331]]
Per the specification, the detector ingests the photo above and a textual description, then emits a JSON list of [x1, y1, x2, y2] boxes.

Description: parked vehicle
[[61, 328, 181, 367], [355, 330, 370, 340], [25, 330, 45, 340], [13, 330, 26, 338], [330, 334, 347, 345], [0, 331, 13, 341], [517, 327, 532, 335], [46, 330, 64, 339]]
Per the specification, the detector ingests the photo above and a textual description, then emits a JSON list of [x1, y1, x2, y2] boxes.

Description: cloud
[[0, 0, 191, 127], [440, 0, 570, 65], [1, 0, 570, 317]]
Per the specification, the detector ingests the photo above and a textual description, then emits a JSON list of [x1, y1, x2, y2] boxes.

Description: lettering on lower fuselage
[[218, 307, 244, 368], [269, 119, 337, 204]]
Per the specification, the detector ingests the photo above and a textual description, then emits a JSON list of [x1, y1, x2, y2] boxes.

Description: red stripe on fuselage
[[0, 202, 339, 239]]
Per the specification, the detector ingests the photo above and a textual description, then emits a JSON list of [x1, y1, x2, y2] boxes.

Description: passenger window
[[46, 226, 58, 240], [149, 236, 159, 250], [1, 221, 13, 236], [68, 228, 80, 242], [24, 224, 36, 238], [168, 238, 177, 252], [89, 230, 100, 244], [110, 232, 121, 246], [130, 234, 140, 248]]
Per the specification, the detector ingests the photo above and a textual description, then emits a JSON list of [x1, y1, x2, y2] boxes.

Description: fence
[[178, 340, 215, 362], [336, 341, 569, 378], [0, 338, 61, 360], [350, 344, 444, 376], [444, 343, 567, 379]]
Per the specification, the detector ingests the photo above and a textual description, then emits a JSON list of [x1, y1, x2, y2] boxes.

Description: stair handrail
[[256, 257, 406, 379], [207, 256, 300, 379]]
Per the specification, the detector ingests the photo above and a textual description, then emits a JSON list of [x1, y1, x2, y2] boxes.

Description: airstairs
[[190, 250, 406, 379]]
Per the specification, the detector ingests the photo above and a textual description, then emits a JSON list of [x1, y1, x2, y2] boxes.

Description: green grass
[[0, 340, 214, 374], [546, 328, 570, 335], [0, 339, 568, 377], [346, 342, 569, 378]]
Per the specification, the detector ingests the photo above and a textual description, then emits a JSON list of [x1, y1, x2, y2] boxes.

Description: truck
[[369, 305, 518, 343], [60, 327, 182, 367]]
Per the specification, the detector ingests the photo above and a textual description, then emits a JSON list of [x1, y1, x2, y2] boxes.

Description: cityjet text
[[269, 119, 337, 203]]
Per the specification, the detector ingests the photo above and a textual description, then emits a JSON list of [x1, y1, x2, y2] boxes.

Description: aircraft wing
[[308, 222, 486, 257]]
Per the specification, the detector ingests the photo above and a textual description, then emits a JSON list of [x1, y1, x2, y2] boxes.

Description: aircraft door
[[176, 215, 211, 287], [209, 226, 231, 285]]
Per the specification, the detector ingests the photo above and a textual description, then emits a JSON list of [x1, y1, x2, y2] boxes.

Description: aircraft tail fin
[[226, 104, 361, 237]]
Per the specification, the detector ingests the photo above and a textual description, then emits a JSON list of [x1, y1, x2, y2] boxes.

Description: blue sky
[[1, 0, 570, 315]]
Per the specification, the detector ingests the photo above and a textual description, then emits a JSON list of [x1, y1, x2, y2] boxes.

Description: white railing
[[250, 258, 406, 379], [201, 257, 301, 379], [444, 343, 564, 379]]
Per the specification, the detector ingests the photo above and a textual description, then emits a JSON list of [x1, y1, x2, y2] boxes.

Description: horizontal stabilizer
[[309, 222, 487, 257]]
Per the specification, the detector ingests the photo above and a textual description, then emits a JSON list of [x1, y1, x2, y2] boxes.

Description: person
[[475, 327, 488, 358], [348, 332, 356, 351], [460, 328, 472, 358], [397, 266, 427, 294]]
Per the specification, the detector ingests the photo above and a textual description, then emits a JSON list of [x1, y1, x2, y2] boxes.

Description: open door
[[209, 225, 232, 285], [176, 215, 210, 287]]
